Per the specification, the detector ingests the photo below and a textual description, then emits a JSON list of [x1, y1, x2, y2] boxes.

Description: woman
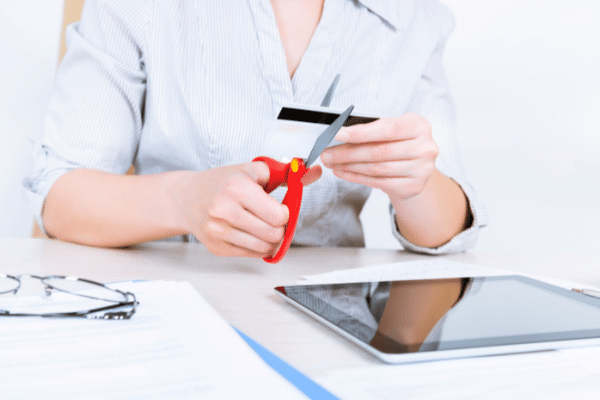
[[24, 0, 486, 257]]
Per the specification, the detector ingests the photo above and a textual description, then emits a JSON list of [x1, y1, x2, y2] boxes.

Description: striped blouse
[[23, 0, 487, 254]]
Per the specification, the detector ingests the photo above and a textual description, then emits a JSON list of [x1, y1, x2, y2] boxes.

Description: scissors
[[253, 75, 353, 263]]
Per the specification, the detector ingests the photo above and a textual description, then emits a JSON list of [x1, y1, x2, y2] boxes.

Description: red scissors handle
[[253, 156, 307, 264]]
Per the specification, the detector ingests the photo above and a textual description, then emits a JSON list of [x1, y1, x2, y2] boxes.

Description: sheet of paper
[[0, 281, 307, 400], [300, 259, 600, 295], [315, 347, 600, 399], [299, 259, 511, 285]]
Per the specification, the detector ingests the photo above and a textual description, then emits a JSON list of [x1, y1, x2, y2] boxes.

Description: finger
[[332, 169, 418, 194], [322, 140, 422, 165], [207, 193, 286, 243], [276, 164, 322, 187], [332, 160, 420, 178], [205, 219, 279, 256], [240, 188, 289, 228], [334, 116, 421, 144], [227, 205, 286, 244], [219, 243, 272, 258], [301, 165, 322, 186], [225, 169, 289, 227], [207, 239, 274, 258], [332, 169, 390, 189]]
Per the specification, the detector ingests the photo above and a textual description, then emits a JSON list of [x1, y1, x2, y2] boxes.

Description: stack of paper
[[0, 280, 307, 400], [316, 347, 600, 399]]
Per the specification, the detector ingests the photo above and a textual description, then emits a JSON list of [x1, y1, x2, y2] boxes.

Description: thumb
[[301, 165, 322, 186], [243, 161, 271, 188]]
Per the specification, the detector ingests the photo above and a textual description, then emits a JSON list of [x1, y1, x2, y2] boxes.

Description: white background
[[0, 0, 63, 237], [1, 1, 599, 254]]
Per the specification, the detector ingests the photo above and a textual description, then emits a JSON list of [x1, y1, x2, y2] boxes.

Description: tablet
[[275, 275, 600, 364]]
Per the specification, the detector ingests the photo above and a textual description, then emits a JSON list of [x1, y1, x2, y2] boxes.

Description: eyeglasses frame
[[0, 274, 138, 320]]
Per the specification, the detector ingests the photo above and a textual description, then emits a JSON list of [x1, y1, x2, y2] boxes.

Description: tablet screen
[[276, 276, 600, 354]]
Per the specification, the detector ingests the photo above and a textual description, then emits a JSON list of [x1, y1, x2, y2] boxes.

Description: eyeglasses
[[0, 274, 137, 320]]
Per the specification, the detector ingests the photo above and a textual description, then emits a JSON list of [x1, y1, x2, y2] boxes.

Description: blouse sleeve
[[389, 4, 488, 254], [22, 0, 152, 233]]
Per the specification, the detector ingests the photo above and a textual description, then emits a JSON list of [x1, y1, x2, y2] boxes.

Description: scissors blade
[[305, 104, 354, 167], [320, 74, 341, 107]]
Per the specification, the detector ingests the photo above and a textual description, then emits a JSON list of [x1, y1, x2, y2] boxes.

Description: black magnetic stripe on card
[[277, 108, 378, 126]]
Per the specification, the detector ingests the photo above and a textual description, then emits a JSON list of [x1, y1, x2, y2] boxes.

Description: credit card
[[261, 104, 379, 163]]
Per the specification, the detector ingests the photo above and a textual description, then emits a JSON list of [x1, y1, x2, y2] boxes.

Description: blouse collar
[[355, 0, 413, 31]]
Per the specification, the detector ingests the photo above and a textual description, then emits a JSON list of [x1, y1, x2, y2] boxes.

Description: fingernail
[[321, 152, 332, 165], [283, 205, 289, 222], [335, 129, 349, 142]]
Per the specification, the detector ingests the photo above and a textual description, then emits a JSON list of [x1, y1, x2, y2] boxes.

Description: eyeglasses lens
[[0, 275, 19, 295], [43, 277, 128, 303]]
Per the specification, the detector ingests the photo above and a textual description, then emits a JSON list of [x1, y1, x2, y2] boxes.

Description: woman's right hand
[[170, 162, 321, 258]]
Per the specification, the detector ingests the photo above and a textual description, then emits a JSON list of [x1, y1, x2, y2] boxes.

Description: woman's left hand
[[320, 113, 439, 200]]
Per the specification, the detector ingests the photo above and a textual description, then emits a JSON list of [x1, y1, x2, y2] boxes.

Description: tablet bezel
[[275, 275, 600, 364]]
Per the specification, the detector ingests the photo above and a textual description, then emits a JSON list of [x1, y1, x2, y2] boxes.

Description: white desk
[[3, 238, 600, 379]]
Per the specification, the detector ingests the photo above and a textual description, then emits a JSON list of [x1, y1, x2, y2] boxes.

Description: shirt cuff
[[21, 137, 82, 235], [389, 173, 488, 255]]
